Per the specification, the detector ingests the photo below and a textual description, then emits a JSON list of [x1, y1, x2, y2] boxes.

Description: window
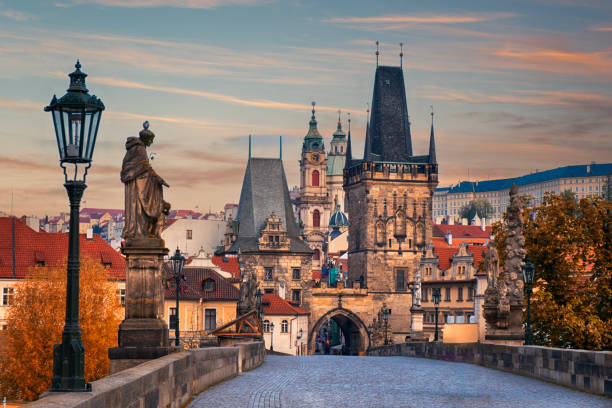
[[186, 229, 193, 240], [205, 308, 216, 330], [169, 307, 177, 330], [457, 265, 466, 276], [313, 249, 320, 261], [292, 289, 301, 303], [445, 287, 451, 301], [281, 320, 288, 333], [422, 287, 428, 302], [263, 320, 270, 332], [424, 266, 432, 277], [457, 287, 463, 301], [312, 170, 320, 187], [2, 288, 14, 306], [292, 268, 301, 280], [467, 287, 474, 301], [264, 267, 273, 281], [395, 269, 405, 291], [0, 324, 7, 331], [203, 279, 216, 292], [313, 209, 320, 227], [264, 288, 274, 294], [117, 289, 126, 305]]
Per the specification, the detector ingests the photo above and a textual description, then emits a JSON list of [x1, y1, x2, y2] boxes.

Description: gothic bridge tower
[[343, 65, 438, 293]]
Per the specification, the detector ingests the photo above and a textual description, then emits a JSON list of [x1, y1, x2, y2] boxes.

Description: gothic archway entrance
[[308, 308, 370, 355]]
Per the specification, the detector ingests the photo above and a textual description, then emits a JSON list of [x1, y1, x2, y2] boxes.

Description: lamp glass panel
[[52, 110, 64, 159]]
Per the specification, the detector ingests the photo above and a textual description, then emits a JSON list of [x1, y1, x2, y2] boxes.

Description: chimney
[[86, 228, 93, 240], [481, 218, 486, 231], [445, 231, 452, 246]]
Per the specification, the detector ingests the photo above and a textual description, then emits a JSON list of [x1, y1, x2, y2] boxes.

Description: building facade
[[262, 293, 309, 355], [433, 163, 612, 223]]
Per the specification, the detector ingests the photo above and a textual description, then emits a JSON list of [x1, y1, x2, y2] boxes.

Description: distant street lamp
[[432, 288, 441, 342], [269, 322, 275, 352], [46, 60, 104, 392], [169, 247, 186, 347], [522, 258, 536, 345], [383, 307, 391, 345]]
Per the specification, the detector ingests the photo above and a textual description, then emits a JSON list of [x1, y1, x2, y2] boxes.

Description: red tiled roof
[[433, 224, 491, 239], [81, 208, 124, 218], [212, 255, 241, 279], [162, 218, 179, 231], [164, 266, 239, 301], [262, 293, 309, 316], [431, 236, 488, 272], [0, 217, 125, 280]]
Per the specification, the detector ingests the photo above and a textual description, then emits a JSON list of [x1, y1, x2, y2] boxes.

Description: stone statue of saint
[[484, 240, 499, 288], [413, 274, 422, 307], [121, 122, 170, 241]]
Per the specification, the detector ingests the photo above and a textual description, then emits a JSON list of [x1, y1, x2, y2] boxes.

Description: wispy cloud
[[0, 99, 40, 110], [591, 26, 612, 31], [326, 13, 516, 25], [91, 76, 360, 113], [57, 0, 269, 9], [1, 9, 36, 21]]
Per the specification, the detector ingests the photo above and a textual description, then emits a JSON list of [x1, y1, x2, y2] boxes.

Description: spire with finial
[[428, 105, 436, 164], [279, 135, 282, 160], [400, 42, 404, 68], [347, 112, 351, 134], [303, 100, 323, 152], [248, 134, 252, 159], [364, 104, 371, 160], [375, 41, 380, 67], [344, 116, 353, 170], [337, 109, 342, 130]]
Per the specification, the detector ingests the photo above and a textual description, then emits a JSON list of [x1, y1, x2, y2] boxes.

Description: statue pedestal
[[484, 303, 524, 345], [109, 241, 178, 374], [409, 306, 426, 340]]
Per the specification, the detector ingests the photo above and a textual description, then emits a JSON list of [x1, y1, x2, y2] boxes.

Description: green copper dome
[[303, 102, 324, 153], [328, 204, 349, 227], [331, 117, 346, 142]]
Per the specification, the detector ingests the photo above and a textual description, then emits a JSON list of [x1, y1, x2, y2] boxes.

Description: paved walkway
[[188, 355, 610, 408]]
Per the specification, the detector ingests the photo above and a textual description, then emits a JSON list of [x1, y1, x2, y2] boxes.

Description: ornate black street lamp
[[383, 307, 391, 345], [522, 258, 535, 345], [169, 247, 186, 347], [269, 322, 275, 352], [432, 288, 441, 342], [46, 60, 104, 392]]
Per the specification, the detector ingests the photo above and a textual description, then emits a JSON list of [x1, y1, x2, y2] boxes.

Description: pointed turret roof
[[303, 102, 324, 153], [228, 158, 311, 254], [344, 119, 353, 170], [364, 65, 413, 162], [331, 111, 346, 142], [428, 112, 436, 164]]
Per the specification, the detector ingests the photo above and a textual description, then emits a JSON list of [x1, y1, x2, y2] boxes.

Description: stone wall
[[29, 342, 265, 408], [368, 342, 612, 396]]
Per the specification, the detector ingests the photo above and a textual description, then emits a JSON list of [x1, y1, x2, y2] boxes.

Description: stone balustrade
[[29, 341, 264, 408], [368, 341, 612, 396]]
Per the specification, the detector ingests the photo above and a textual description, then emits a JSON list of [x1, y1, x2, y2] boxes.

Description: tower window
[[313, 249, 320, 261], [313, 209, 320, 228], [312, 170, 320, 187]]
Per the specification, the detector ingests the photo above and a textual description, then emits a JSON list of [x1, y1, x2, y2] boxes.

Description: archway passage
[[309, 308, 369, 355]]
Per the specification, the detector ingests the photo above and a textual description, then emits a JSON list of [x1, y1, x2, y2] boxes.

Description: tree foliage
[[459, 199, 493, 222], [0, 257, 122, 400], [491, 192, 612, 350]]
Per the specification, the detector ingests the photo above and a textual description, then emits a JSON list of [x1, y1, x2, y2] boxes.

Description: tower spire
[[364, 105, 371, 160], [337, 109, 342, 131], [279, 135, 282, 160], [344, 116, 353, 169], [376, 41, 379, 67], [347, 112, 351, 134], [248, 134, 252, 159], [400, 42, 403, 69], [428, 106, 436, 164]]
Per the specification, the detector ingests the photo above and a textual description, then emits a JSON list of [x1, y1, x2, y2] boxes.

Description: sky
[[1, 0, 611, 217]]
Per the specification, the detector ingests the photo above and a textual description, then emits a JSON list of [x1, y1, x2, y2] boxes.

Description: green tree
[[491, 192, 612, 350], [459, 199, 493, 222]]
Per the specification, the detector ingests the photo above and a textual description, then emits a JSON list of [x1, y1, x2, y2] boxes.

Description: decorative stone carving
[[237, 271, 258, 316], [483, 184, 525, 344], [413, 273, 422, 307]]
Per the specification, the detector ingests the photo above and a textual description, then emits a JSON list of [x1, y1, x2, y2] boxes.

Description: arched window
[[281, 320, 288, 333], [312, 170, 320, 186], [313, 209, 320, 227], [313, 249, 320, 261], [263, 320, 270, 332]]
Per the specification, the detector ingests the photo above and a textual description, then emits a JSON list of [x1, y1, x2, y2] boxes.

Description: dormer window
[[202, 279, 216, 292]]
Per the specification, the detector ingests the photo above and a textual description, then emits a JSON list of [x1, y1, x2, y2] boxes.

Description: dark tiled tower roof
[[365, 66, 413, 162], [302, 103, 324, 153], [428, 114, 436, 164], [229, 158, 311, 253]]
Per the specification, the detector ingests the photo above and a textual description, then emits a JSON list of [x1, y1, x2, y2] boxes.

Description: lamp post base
[[51, 332, 91, 392]]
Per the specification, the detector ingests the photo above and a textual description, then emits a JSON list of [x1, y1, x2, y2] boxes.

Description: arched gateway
[[308, 308, 370, 355]]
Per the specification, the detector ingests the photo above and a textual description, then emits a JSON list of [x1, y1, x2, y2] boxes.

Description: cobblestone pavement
[[188, 355, 611, 408]]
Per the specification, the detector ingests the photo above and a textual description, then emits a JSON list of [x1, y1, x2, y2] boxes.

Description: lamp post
[[169, 248, 186, 347], [522, 258, 535, 345], [382, 307, 390, 345], [432, 288, 441, 342], [46, 60, 104, 392], [269, 322, 275, 352]]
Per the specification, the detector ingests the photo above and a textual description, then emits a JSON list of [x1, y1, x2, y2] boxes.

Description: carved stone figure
[[237, 271, 258, 316], [484, 240, 499, 288], [121, 122, 170, 242], [413, 274, 422, 307]]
